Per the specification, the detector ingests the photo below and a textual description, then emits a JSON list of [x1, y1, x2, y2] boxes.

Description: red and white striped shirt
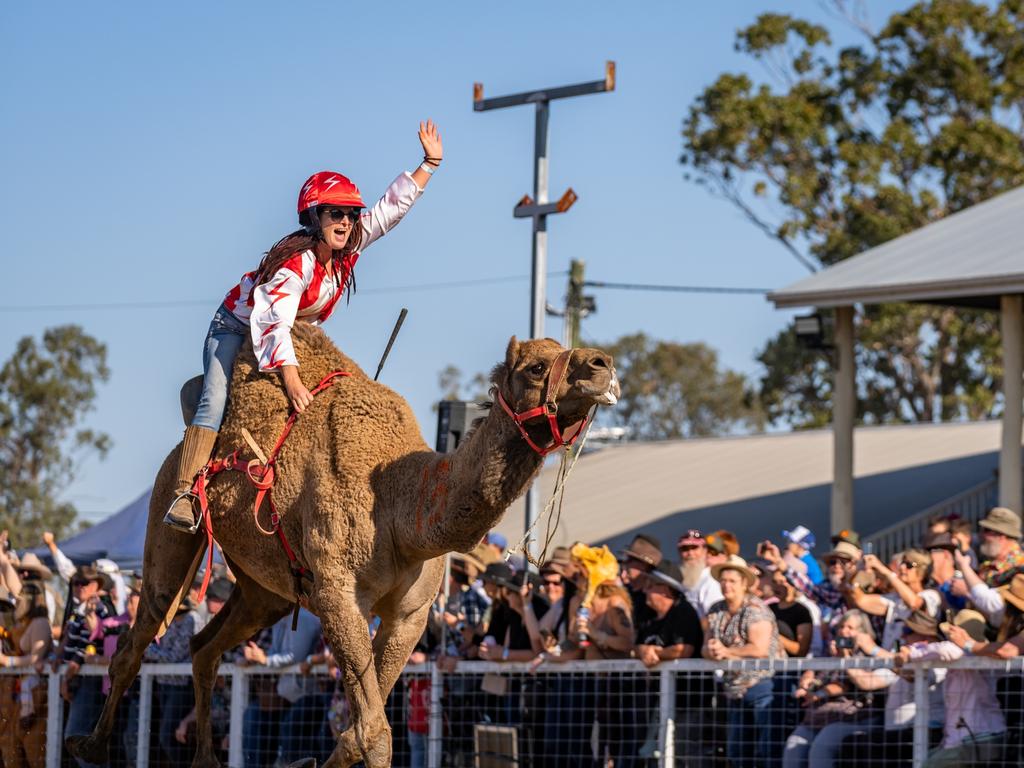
[[223, 171, 422, 371]]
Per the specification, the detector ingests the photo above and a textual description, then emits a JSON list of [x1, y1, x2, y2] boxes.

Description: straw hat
[[998, 573, 1024, 614], [710, 555, 757, 589], [18, 553, 53, 581], [822, 541, 861, 562], [940, 609, 988, 643]]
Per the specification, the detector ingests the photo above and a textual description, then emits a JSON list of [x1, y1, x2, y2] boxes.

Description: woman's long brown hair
[[247, 217, 365, 301]]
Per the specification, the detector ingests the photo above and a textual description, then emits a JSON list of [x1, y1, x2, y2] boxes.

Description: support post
[[137, 670, 153, 768], [474, 63, 613, 563], [911, 665, 929, 767], [1000, 294, 1023, 512], [427, 662, 444, 768], [832, 305, 855, 533], [229, 666, 248, 767], [46, 670, 62, 768], [658, 666, 677, 767]]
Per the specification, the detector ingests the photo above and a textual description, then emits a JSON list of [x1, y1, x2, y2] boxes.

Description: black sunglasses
[[323, 207, 362, 222]]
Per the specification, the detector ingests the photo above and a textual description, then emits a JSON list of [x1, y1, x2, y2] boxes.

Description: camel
[[66, 322, 619, 768]]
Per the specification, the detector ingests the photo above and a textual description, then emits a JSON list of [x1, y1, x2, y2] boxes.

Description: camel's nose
[[585, 352, 613, 372]]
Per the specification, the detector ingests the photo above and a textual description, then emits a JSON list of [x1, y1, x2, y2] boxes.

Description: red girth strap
[[191, 371, 350, 612], [495, 349, 587, 457]]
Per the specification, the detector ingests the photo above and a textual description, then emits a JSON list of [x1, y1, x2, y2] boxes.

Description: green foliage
[[682, 1, 1019, 426], [600, 333, 763, 440], [0, 326, 111, 546]]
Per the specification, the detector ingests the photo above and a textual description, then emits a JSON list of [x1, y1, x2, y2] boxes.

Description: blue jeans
[[243, 704, 284, 767], [408, 729, 426, 768], [65, 676, 104, 768], [156, 683, 195, 766], [725, 678, 776, 768], [192, 303, 250, 431]]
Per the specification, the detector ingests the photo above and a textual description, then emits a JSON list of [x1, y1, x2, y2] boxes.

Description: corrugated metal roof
[[493, 420, 1002, 554], [769, 186, 1024, 308]]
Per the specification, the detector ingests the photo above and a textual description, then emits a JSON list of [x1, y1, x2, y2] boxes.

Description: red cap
[[297, 171, 365, 215]]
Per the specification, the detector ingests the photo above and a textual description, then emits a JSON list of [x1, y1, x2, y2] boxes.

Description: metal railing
[[7, 654, 1024, 768], [866, 475, 998, 561]]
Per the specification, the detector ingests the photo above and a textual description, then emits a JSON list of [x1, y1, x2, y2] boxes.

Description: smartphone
[[836, 637, 855, 650]]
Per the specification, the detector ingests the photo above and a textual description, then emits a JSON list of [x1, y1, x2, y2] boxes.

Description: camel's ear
[[505, 336, 520, 371]]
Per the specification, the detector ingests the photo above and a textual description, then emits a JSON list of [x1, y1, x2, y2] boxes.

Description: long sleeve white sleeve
[[969, 582, 1005, 626], [250, 260, 307, 371], [359, 172, 423, 250]]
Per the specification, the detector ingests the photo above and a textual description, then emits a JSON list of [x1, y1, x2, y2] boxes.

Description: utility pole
[[474, 62, 615, 563]]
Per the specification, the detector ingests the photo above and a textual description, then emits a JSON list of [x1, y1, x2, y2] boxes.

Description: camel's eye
[[529, 363, 546, 376]]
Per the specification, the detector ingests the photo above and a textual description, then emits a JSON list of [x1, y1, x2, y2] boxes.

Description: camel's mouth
[[573, 370, 620, 406]]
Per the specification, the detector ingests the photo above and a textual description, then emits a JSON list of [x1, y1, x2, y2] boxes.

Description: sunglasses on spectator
[[72, 579, 90, 587], [900, 559, 926, 569], [323, 207, 362, 222], [542, 578, 563, 587]]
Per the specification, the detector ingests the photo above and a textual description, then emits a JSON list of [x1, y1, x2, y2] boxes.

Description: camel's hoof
[[65, 734, 108, 765], [286, 760, 316, 768]]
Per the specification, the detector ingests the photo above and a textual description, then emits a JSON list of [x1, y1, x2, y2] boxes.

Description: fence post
[[229, 666, 248, 768], [911, 664, 929, 768], [427, 663, 444, 768], [137, 669, 154, 768], [46, 670, 62, 768], [659, 666, 676, 768]]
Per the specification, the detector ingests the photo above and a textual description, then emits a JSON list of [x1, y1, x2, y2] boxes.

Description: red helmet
[[297, 171, 365, 218]]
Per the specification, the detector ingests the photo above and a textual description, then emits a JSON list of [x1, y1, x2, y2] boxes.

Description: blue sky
[[1, 1, 907, 523]]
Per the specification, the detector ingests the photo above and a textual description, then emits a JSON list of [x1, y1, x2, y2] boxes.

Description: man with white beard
[[676, 529, 723, 620], [950, 507, 1024, 625]]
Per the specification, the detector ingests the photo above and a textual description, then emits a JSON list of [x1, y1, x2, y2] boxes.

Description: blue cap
[[782, 525, 816, 550], [487, 532, 508, 551]]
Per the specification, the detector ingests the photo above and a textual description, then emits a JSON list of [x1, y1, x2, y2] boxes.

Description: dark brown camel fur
[[66, 323, 618, 768]]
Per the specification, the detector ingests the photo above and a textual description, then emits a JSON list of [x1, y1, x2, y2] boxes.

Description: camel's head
[[491, 337, 619, 443]]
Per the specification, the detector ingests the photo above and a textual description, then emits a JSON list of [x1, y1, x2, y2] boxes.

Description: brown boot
[[163, 425, 219, 533]]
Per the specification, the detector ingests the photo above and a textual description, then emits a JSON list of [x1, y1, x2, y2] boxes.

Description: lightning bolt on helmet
[[297, 171, 365, 232]]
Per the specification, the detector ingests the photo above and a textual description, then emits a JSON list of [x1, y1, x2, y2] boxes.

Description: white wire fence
[[4, 655, 1024, 767]]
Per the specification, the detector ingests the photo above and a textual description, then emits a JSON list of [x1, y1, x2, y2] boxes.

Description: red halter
[[496, 348, 588, 457]]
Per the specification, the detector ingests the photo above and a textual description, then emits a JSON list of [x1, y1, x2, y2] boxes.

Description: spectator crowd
[[1, 505, 1024, 767]]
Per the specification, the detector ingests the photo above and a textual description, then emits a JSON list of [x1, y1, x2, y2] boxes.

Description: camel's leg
[[317, 590, 390, 768], [372, 559, 443, 701], [332, 561, 443, 767], [189, 574, 291, 768], [65, 536, 205, 764]]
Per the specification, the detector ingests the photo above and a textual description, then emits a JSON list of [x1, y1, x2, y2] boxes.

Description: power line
[[0, 271, 570, 312], [583, 280, 770, 295]]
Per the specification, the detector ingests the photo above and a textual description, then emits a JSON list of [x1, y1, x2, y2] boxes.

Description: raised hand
[[418, 120, 443, 162]]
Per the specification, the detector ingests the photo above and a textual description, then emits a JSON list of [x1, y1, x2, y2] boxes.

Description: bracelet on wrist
[[423, 156, 442, 165], [963, 640, 975, 654], [418, 162, 435, 176]]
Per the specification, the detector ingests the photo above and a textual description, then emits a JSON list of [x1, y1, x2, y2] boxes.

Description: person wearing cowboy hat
[[849, 548, 942, 651], [948, 507, 1024, 626], [762, 539, 860, 635], [834, 610, 946, 766], [636, 562, 702, 667], [944, 572, 1024, 660], [477, 562, 548, 662], [676, 529, 724, 620], [900, 607, 1007, 766], [619, 533, 663, 629], [61, 565, 115, 763], [703, 555, 781, 768], [441, 545, 492, 653]]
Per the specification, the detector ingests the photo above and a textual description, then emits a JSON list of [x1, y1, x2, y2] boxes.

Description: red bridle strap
[[496, 349, 588, 457]]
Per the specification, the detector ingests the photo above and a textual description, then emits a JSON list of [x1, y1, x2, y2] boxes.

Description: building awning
[[769, 185, 1024, 309]]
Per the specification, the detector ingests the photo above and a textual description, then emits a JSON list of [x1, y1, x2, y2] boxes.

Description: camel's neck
[[400, 406, 545, 557]]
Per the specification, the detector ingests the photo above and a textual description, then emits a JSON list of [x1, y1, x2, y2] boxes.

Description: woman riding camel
[[164, 120, 444, 532]]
